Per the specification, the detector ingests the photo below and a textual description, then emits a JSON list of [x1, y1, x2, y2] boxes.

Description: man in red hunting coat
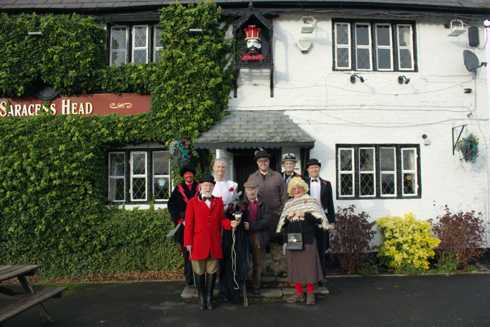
[[184, 174, 238, 311]]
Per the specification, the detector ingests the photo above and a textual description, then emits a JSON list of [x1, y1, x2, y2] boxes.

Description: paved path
[[2, 275, 490, 327]]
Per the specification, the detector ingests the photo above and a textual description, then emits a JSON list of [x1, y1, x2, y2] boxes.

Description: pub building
[[2, 0, 490, 235]]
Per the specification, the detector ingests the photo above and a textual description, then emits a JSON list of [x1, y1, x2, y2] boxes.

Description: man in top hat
[[305, 158, 336, 277], [168, 165, 200, 287], [246, 149, 286, 235], [281, 153, 302, 188], [184, 174, 238, 310]]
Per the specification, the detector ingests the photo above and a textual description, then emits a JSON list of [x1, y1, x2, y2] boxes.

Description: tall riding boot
[[196, 274, 206, 311], [206, 273, 217, 310]]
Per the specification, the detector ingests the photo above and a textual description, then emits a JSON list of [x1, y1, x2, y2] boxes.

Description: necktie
[[202, 196, 210, 201], [312, 179, 318, 182]]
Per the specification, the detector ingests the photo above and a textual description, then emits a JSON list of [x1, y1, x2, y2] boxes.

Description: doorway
[[230, 148, 281, 191]]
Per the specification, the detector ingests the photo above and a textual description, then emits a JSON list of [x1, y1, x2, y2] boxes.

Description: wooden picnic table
[[0, 265, 64, 324]]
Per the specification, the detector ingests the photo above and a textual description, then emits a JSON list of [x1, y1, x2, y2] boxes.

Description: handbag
[[286, 232, 304, 251]]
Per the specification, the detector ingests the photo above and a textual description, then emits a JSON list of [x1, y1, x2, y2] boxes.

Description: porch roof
[[195, 110, 315, 149]]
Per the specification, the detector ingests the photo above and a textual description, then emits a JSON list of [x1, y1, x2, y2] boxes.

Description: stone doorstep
[[180, 285, 330, 300]]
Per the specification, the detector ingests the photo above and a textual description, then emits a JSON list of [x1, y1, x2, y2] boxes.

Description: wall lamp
[[398, 75, 410, 84], [350, 73, 365, 84]]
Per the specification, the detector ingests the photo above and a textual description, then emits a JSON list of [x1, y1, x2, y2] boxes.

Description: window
[[110, 26, 128, 66], [107, 149, 171, 203], [337, 144, 421, 199], [108, 152, 126, 202], [333, 20, 416, 71], [397, 24, 415, 70], [132, 25, 149, 64], [334, 23, 351, 69], [154, 25, 163, 62], [375, 24, 393, 71], [109, 24, 162, 66], [355, 23, 372, 70]]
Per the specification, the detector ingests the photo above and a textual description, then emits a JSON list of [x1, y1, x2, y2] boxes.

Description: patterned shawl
[[276, 194, 331, 233]]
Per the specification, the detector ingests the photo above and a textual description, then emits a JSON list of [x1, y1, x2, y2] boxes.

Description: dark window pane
[[403, 149, 416, 170], [340, 150, 353, 171], [377, 48, 392, 69], [111, 51, 126, 67], [356, 48, 371, 69], [153, 151, 169, 175], [380, 147, 395, 171], [134, 26, 147, 48], [376, 25, 391, 46], [133, 49, 147, 64], [109, 178, 125, 201], [132, 177, 146, 200], [132, 153, 146, 175], [337, 48, 350, 68], [340, 174, 353, 196], [111, 28, 126, 50], [356, 24, 370, 46], [359, 148, 374, 171], [399, 49, 413, 69], [336, 24, 349, 45], [154, 177, 170, 200], [360, 173, 375, 196], [110, 153, 125, 176], [381, 174, 395, 195], [154, 27, 163, 47], [403, 173, 416, 194], [398, 26, 411, 47]]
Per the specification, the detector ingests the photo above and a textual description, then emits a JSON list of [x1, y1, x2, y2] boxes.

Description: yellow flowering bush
[[377, 213, 441, 273]]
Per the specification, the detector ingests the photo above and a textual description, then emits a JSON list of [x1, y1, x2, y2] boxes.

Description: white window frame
[[110, 26, 129, 67], [130, 151, 148, 202], [401, 147, 418, 196], [375, 23, 394, 71], [334, 22, 352, 70], [358, 147, 376, 198], [152, 151, 171, 201], [396, 24, 415, 71], [354, 23, 373, 71], [379, 147, 397, 197], [153, 25, 163, 63], [108, 152, 126, 203], [132, 25, 149, 64], [338, 148, 355, 198]]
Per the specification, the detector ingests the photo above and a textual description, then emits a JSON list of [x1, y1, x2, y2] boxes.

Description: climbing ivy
[[0, 2, 232, 277]]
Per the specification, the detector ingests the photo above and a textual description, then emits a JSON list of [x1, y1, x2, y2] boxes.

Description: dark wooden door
[[231, 148, 281, 191]]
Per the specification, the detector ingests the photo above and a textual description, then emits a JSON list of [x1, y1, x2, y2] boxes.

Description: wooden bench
[[0, 265, 65, 324]]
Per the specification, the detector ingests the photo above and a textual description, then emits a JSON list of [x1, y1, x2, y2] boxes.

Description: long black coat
[[167, 181, 200, 244]]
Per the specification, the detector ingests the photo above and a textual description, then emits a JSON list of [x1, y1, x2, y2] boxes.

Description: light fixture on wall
[[422, 134, 431, 146], [447, 19, 466, 37], [398, 75, 410, 84], [350, 73, 365, 84]]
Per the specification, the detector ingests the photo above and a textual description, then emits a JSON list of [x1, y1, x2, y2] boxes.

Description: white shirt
[[212, 180, 238, 209], [309, 178, 322, 207]]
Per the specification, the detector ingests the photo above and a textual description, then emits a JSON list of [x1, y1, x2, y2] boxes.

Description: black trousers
[[183, 247, 194, 286], [315, 228, 328, 277]]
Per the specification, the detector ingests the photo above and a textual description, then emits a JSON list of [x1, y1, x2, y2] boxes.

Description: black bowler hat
[[305, 158, 322, 169], [199, 174, 216, 184], [180, 165, 196, 177], [254, 149, 271, 161]]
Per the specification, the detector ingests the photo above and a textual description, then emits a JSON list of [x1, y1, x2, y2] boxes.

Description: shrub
[[432, 207, 485, 270], [330, 205, 375, 273], [377, 213, 440, 273]]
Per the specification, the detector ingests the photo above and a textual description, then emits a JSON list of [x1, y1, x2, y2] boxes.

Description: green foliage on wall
[[0, 2, 231, 277]]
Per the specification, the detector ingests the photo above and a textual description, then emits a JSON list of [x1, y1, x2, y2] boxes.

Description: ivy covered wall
[[0, 2, 232, 277]]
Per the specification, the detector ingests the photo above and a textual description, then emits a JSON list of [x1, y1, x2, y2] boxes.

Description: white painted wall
[[229, 13, 490, 230]]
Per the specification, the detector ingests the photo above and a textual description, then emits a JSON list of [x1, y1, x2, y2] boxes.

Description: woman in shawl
[[276, 177, 333, 305]]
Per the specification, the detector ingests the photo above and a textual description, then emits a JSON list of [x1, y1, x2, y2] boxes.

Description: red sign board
[[0, 93, 151, 118]]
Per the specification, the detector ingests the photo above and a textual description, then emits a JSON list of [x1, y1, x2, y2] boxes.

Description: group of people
[[167, 150, 336, 310]]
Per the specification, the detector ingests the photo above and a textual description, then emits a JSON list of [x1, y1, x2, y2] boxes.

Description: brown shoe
[[287, 293, 304, 304], [306, 292, 316, 305]]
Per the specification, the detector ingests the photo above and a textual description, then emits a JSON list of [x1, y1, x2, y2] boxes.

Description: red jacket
[[184, 196, 232, 260]]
